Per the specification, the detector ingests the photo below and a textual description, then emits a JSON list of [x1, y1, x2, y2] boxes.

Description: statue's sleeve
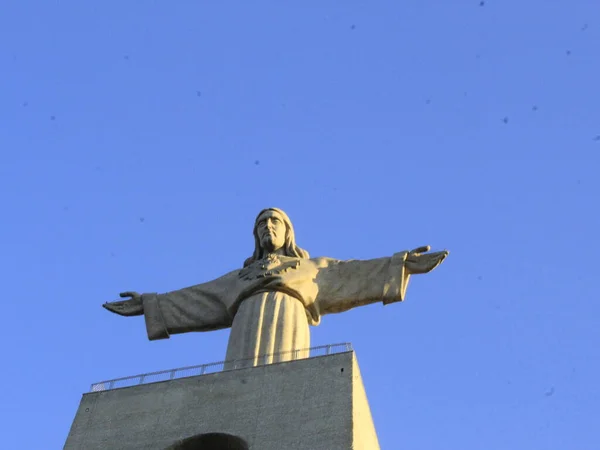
[[140, 270, 238, 340], [314, 252, 410, 315]]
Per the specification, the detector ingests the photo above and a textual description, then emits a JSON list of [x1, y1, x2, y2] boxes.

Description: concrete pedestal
[[64, 351, 380, 450]]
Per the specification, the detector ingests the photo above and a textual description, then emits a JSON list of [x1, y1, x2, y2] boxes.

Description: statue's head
[[244, 208, 310, 267]]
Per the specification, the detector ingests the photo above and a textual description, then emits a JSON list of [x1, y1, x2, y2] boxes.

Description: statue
[[104, 208, 449, 367]]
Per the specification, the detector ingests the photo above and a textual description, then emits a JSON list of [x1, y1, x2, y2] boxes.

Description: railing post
[[169, 370, 176, 380], [138, 375, 145, 385]]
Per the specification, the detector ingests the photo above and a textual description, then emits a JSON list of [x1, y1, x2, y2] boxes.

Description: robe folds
[[141, 252, 411, 367]]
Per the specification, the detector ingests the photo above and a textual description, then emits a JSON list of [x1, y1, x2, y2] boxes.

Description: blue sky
[[1, 1, 599, 448]]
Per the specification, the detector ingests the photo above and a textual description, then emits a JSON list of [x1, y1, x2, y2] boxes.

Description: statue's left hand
[[405, 246, 449, 275]]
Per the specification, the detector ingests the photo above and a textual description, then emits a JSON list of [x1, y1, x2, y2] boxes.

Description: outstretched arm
[[314, 247, 448, 315], [103, 270, 239, 340]]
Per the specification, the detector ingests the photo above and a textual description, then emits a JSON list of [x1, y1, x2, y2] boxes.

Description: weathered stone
[[64, 351, 379, 450], [103, 208, 448, 366]]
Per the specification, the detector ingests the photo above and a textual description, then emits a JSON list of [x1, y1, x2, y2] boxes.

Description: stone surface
[[104, 208, 448, 366], [64, 351, 379, 450]]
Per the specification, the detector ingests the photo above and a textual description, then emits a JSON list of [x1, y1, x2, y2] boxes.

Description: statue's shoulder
[[216, 267, 245, 281], [309, 256, 338, 269]]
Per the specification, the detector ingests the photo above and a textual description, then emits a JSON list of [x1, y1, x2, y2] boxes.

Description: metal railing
[[90, 342, 352, 392]]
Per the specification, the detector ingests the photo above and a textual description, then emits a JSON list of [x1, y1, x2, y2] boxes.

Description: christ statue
[[104, 207, 449, 367]]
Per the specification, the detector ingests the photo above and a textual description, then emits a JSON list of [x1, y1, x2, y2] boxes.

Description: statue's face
[[256, 210, 287, 253]]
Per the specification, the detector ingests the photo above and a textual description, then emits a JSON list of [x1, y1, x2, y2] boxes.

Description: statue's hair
[[243, 208, 310, 267]]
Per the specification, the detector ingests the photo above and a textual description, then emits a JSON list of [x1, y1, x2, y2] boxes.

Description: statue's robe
[[141, 252, 411, 367]]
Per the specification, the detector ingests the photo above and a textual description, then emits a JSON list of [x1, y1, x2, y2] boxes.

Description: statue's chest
[[238, 256, 300, 281]]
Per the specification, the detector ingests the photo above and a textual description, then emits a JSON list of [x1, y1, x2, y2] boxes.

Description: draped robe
[[141, 252, 411, 368]]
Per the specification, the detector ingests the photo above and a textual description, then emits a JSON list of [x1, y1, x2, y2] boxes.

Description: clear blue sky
[[1, 1, 599, 448]]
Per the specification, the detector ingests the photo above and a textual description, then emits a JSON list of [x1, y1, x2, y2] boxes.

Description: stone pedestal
[[64, 350, 380, 450]]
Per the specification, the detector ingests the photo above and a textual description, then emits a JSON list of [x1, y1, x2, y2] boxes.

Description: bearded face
[[255, 210, 287, 253]]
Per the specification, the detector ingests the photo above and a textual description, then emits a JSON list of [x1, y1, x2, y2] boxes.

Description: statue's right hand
[[103, 291, 144, 317]]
